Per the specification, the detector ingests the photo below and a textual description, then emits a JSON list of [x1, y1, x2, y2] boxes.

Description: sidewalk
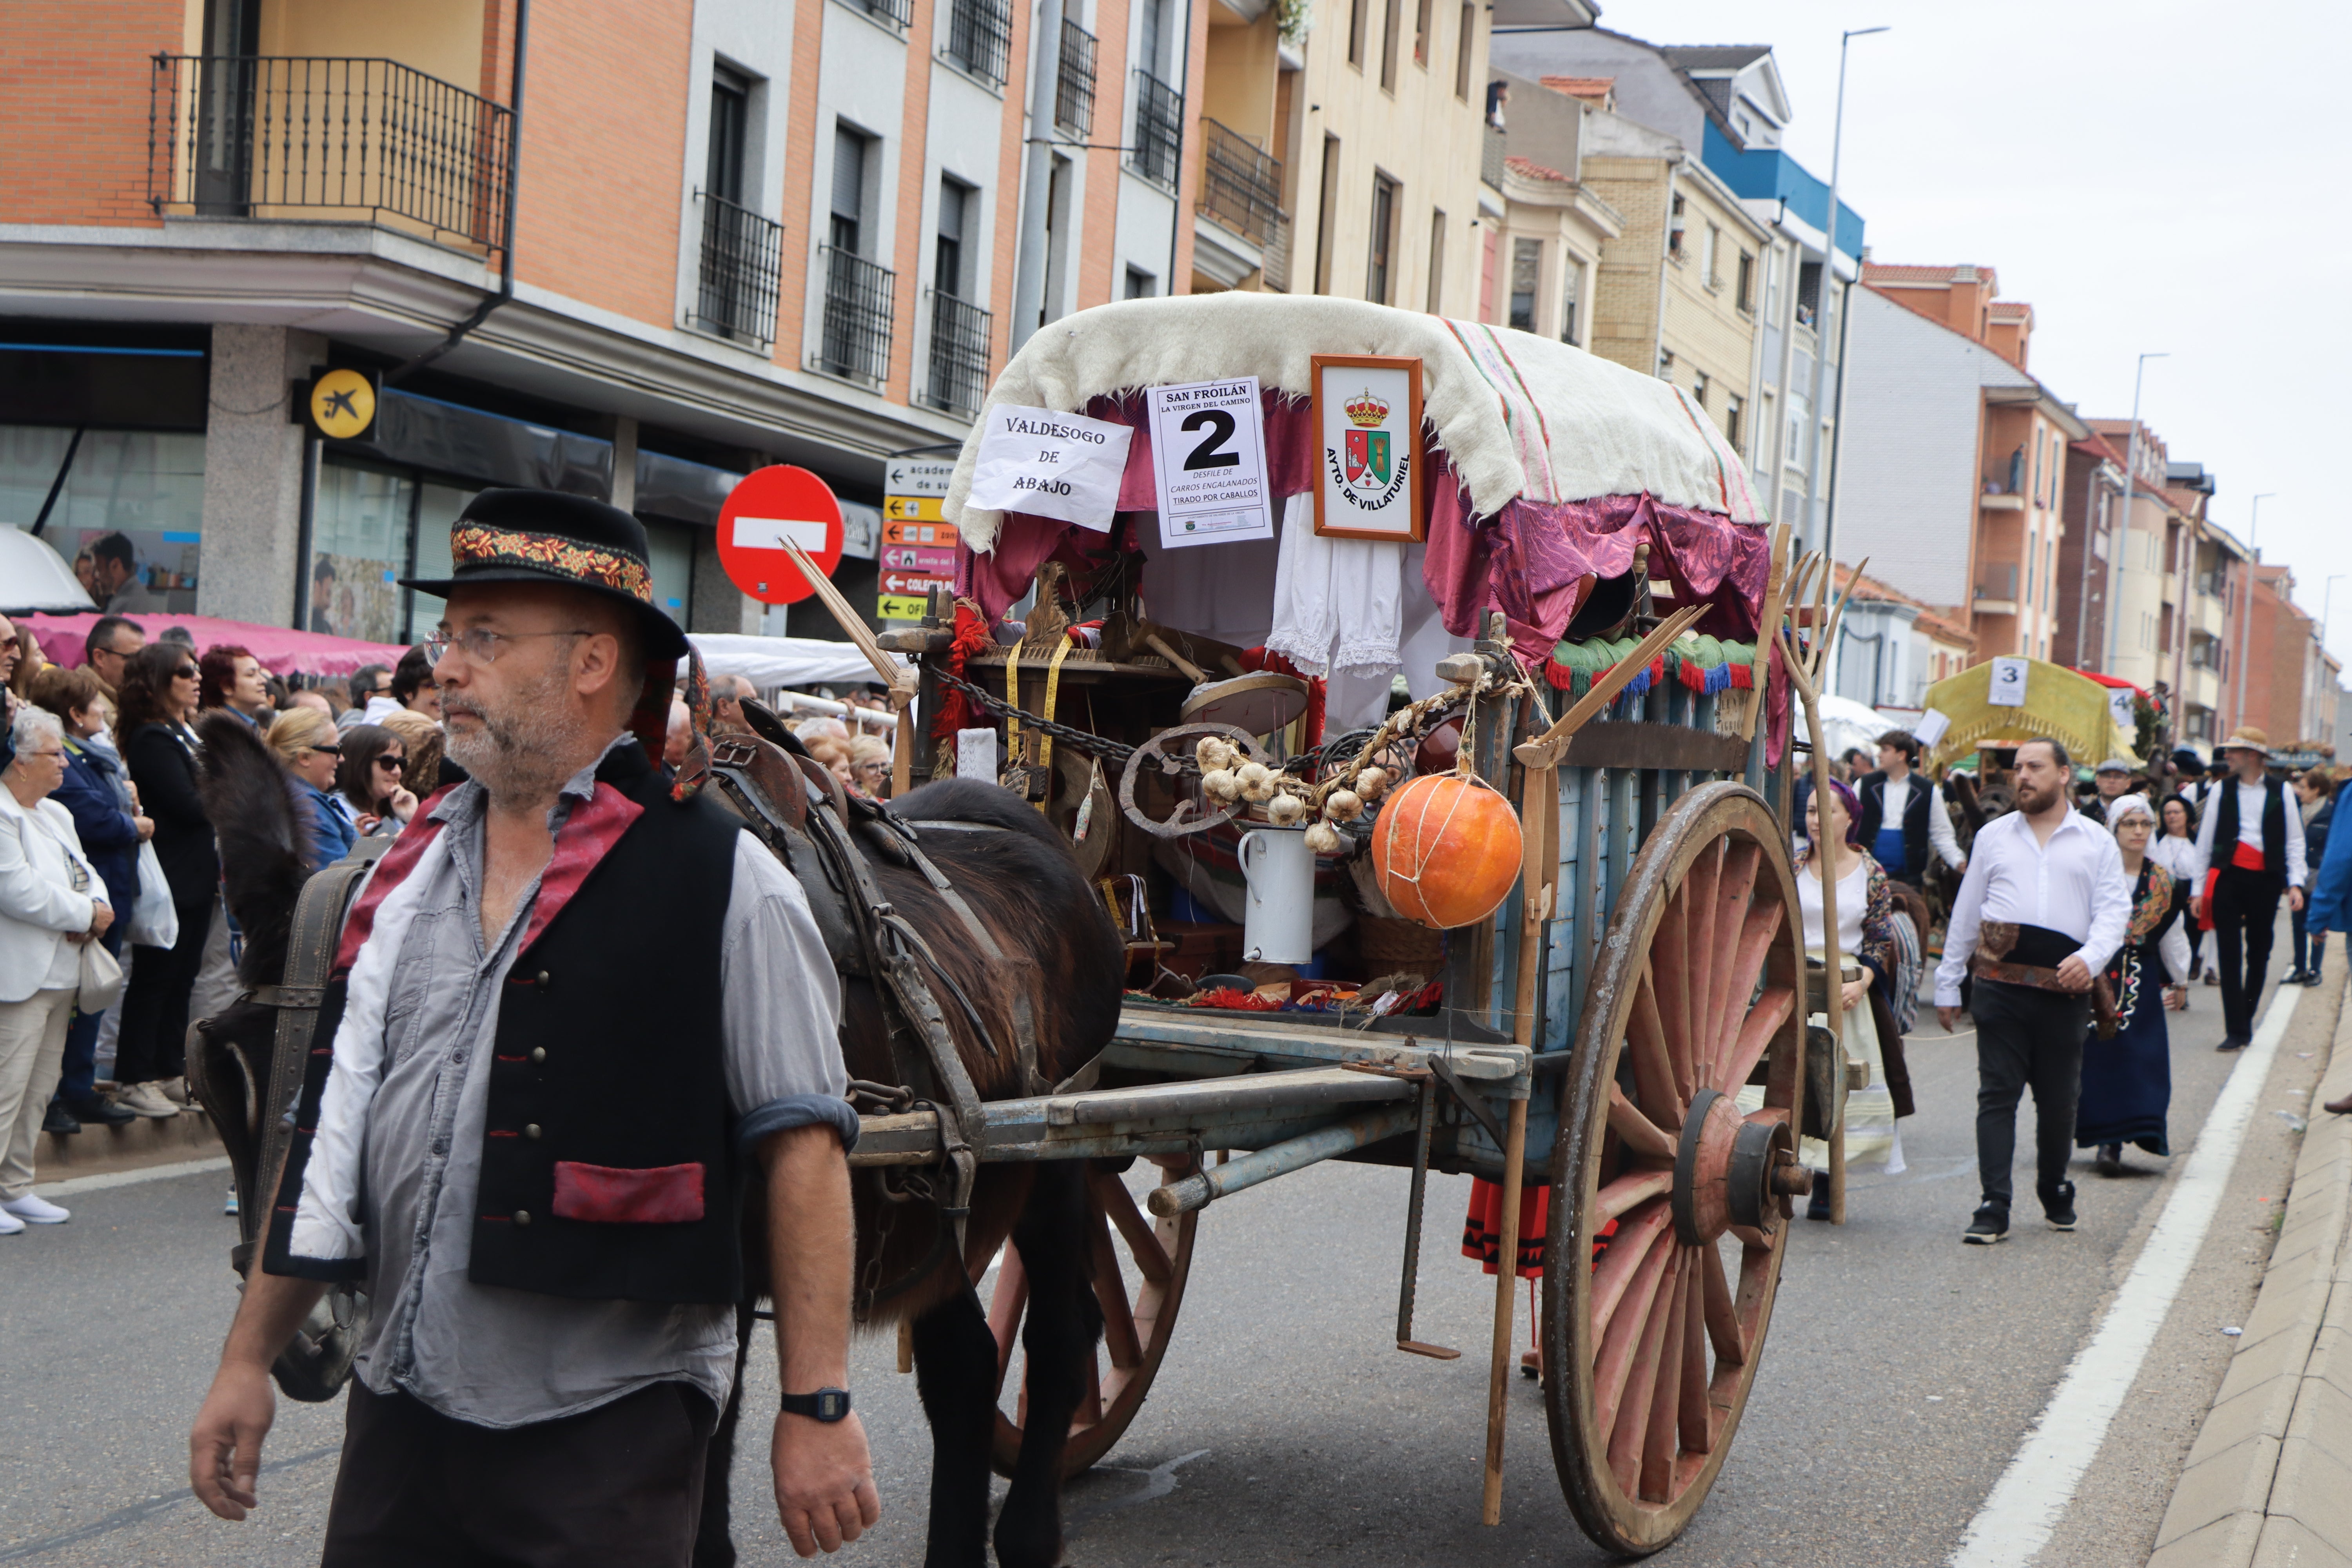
[[39, 1102, 221, 1183], [2151, 980, 2352, 1566]]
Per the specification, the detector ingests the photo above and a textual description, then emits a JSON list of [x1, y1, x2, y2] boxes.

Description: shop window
[[310, 462, 479, 645], [645, 520, 695, 623], [1508, 237, 1540, 333], [0, 425, 206, 613]]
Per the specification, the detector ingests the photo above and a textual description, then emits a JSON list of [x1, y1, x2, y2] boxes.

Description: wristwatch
[[780, 1387, 853, 1423]]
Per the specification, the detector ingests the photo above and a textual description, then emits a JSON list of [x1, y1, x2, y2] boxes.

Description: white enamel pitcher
[[1237, 825, 1314, 965]]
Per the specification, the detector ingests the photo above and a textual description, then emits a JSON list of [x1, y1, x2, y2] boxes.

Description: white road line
[[34, 1155, 230, 1197], [1947, 984, 2303, 1568]]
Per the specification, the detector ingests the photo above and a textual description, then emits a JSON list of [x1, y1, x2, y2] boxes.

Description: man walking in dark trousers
[[2189, 726, 2306, 1051], [1936, 738, 2130, 1245]]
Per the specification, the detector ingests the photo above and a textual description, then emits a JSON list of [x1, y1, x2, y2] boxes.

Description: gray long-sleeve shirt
[[350, 744, 849, 1428]]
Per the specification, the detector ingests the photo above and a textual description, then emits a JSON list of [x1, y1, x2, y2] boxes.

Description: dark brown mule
[[191, 708, 1125, 1568]]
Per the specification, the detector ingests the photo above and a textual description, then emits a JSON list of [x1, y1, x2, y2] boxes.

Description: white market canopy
[[688, 632, 906, 690], [0, 525, 96, 615], [943, 294, 1766, 552]]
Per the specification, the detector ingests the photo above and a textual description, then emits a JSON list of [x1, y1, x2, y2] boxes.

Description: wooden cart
[[844, 295, 1843, 1556]]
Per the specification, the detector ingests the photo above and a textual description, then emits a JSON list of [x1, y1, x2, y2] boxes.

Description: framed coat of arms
[[1310, 353, 1425, 542]]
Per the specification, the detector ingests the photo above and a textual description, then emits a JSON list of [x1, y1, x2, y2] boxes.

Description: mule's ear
[[739, 697, 810, 760]]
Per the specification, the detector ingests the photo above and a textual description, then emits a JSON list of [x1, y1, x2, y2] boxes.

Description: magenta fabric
[[551, 1160, 706, 1225], [1428, 492, 1769, 666], [27, 611, 409, 677]]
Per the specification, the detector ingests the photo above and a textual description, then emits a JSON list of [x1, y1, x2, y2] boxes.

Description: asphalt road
[[2, 917, 2333, 1568]]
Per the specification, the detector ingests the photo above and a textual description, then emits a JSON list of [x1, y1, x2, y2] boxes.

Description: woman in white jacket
[[0, 705, 113, 1234]]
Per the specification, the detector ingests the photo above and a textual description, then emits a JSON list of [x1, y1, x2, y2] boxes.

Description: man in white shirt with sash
[[1936, 738, 2131, 1245]]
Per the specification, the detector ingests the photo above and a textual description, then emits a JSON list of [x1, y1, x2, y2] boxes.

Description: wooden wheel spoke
[[1088, 1204, 1144, 1370], [986, 1244, 1030, 1394], [1609, 1250, 1683, 1496], [1607, 1083, 1677, 1162], [1077, 1344, 1104, 1428], [1703, 844, 1762, 1077], [1591, 1201, 1673, 1333], [1653, 884, 1696, 1103], [1711, 898, 1786, 1083], [1593, 1225, 1675, 1443], [1678, 848, 1721, 1094], [1678, 1258, 1713, 1455], [1639, 1250, 1692, 1501], [1699, 1237, 1744, 1367], [1628, 968, 1683, 1131], [1713, 984, 1796, 1096], [1596, 1169, 1673, 1223], [1092, 1167, 1172, 1283]]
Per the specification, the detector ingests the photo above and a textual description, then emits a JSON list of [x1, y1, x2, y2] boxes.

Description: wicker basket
[[1357, 913, 1446, 971]]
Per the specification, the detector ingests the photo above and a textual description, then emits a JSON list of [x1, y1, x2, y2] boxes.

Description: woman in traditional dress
[[1739, 778, 1906, 1218], [2151, 794, 2203, 1000], [2076, 794, 2190, 1177]]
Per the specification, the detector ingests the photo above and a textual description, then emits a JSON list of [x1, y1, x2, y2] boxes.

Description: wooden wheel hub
[[1668, 1087, 1747, 1248]]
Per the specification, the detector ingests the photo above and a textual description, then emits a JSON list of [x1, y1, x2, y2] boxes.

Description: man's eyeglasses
[[424, 626, 591, 665]]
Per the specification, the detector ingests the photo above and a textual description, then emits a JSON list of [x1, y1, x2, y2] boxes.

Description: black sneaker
[[40, 1102, 78, 1136], [63, 1096, 134, 1127], [1963, 1204, 2009, 1245], [2095, 1144, 2122, 1178], [2042, 1180, 2078, 1231], [2217, 1035, 2249, 1053]]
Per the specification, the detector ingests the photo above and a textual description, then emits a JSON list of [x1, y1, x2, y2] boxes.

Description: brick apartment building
[[0, 0, 1207, 640]]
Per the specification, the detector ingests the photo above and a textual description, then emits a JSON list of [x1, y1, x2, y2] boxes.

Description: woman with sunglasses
[[333, 723, 419, 838], [111, 642, 215, 1119], [265, 708, 358, 871]]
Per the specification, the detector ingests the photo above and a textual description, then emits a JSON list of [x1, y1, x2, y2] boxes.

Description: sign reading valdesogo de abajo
[[717, 465, 843, 605], [1310, 354, 1425, 543], [880, 457, 958, 621], [1145, 376, 1275, 550], [965, 403, 1131, 532]]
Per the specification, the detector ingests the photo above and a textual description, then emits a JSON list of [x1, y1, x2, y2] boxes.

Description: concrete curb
[[2150, 985, 2352, 1568]]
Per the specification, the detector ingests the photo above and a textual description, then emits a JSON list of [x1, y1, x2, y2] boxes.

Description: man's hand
[[190, 1360, 276, 1520], [2290, 887, 2307, 913], [772, 1410, 880, 1556], [2190, 894, 2204, 922], [2054, 955, 2094, 993], [1937, 1005, 1963, 1033], [89, 900, 113, 939]]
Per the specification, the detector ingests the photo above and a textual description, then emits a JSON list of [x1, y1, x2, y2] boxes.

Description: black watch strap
[[780, 1387, 853, 1423]]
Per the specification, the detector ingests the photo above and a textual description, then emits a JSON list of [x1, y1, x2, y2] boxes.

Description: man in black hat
[[189, 490, 878, 1563]]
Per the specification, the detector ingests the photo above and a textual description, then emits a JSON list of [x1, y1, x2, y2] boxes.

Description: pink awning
[[25, 613, 410, 679]]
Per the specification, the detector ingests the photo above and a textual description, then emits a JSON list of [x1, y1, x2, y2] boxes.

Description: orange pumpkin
[[1371, 773, 1524, 929]]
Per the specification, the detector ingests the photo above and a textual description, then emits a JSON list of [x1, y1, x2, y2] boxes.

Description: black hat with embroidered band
[[399, 488, 689, 660]]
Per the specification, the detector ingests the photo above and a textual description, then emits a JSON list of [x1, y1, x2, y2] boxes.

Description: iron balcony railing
[[1130, 69, 1183, 188], [147, 54, 512, 251], [688, 191, 785, 349], [945, 0, 1013, 85], [1196, 119, 1283, 248], [848, 0, 914, 29], [1481, 124, 1506, 189], [1056, 19, 1098, 137], [818, 245, 895, 385], [927, 292, 993, 418]]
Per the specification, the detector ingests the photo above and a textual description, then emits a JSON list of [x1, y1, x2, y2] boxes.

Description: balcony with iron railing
[[1129, 69, 1183, 189], [687, 191, 785, 349], [845, 0, 915, 30], [1055, 19, 1098, 137], [926, 292, 993, 418], [943, 0, 1013, 85], [147, 54, 513, 253], [1196, 118, 1284, 249], [817, 245, 895, 386]]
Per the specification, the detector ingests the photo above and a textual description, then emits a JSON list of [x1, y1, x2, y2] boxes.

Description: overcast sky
[[1592, 0, 2352, 676]]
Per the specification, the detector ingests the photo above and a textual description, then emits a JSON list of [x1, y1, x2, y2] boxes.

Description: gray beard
[[443, 663, 594, 805]]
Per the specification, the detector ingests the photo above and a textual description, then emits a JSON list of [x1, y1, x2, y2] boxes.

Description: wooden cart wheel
[[986, 1152, 1201, 1477], [1544, 782, 1807, 1556]]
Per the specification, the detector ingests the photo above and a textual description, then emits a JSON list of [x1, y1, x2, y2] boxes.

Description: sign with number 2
[[1145, 376, 1275, 551]]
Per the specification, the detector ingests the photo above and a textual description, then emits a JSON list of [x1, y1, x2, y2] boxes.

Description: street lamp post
[[2233, 492, 2276, 733], [1800, 25, 1886, 561], [2100, 352, 2166, 674]]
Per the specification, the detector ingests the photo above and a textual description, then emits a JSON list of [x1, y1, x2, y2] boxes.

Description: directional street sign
[[877, 594, 930, 621], [883, 495, 946, 522], [884, 458, 955, 497], [880, 544, 957, 574], [879, 570, 952, 597], [717, 465, 843, 605], [882, 519, 960, 547]]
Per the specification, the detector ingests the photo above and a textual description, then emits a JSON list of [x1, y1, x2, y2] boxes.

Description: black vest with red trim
[[265, 740, 746, 1304], [2212, 776, 2289, 881]]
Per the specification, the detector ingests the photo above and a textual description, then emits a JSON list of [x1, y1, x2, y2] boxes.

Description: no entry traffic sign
[[718, 465, 844, 604]]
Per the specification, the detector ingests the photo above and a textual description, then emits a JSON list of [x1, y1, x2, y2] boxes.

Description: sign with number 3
[[1147, 377, 1275, 550]]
